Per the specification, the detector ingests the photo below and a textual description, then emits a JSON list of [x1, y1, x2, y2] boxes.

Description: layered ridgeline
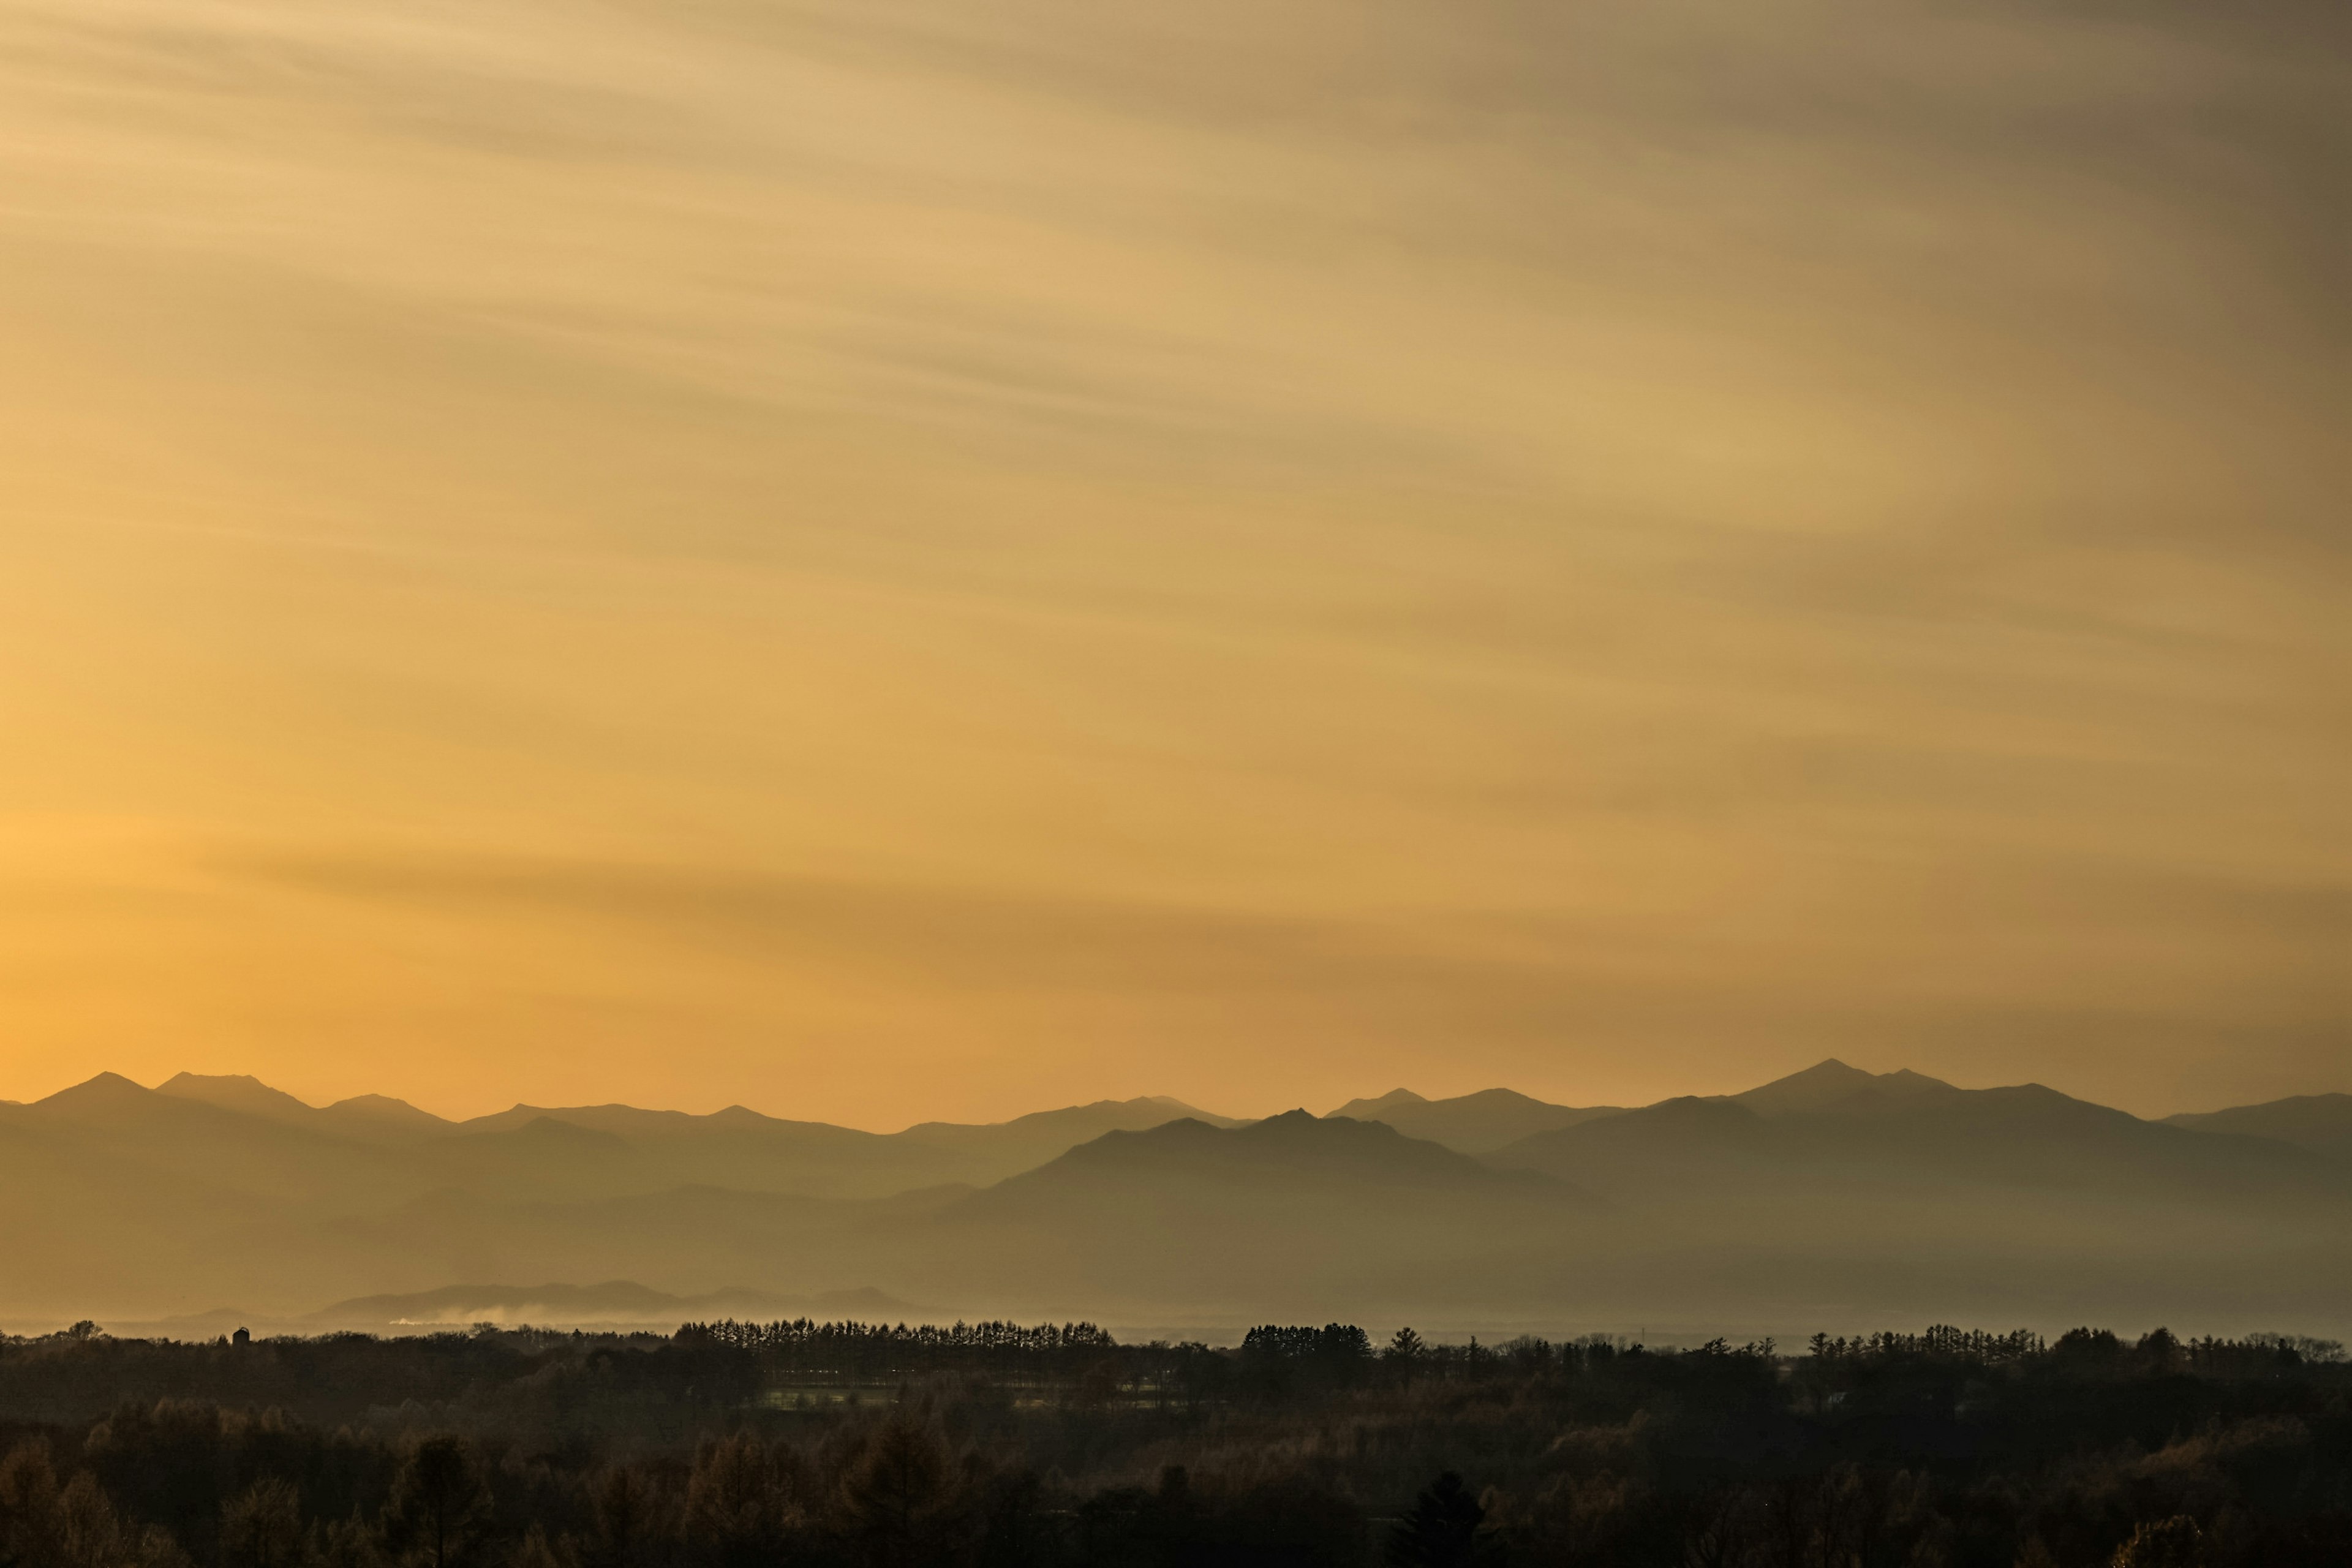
[[0, 1063, 2345, 1336]]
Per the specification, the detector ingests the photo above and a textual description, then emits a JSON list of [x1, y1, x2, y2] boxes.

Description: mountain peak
[[33, 1071, 155, 1114], [1755, 1058, 1869, 1088], [1730, 1060, 1954, 1118]]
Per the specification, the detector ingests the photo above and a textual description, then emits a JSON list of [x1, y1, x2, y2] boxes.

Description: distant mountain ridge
[[1324, 1088, 1623, 1153], [1716, 1058, 1958, 1117], [979, 1110, 1566, 1198], [150, 1077, 1240, 1200], [922, 1112, 1583, 1314], [3, 1061, 2345, 1333], [1489, 1074, 2352, 1208], [2163, 1094, 2352, 1163], [155, 1075, 1237, 1182], [159, 1072, 448, 1144]]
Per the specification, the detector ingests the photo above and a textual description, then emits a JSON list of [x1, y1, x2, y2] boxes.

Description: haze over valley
[[7, 1060, 2345, 1341]]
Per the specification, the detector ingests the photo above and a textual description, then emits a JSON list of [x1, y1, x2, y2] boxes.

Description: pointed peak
[[29, 1072, 191, 1127], [1730, 1059, 1955, 1117], [35, 1071, 153, 1107]]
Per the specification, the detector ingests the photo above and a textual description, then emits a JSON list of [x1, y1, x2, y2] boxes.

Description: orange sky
[[1, 0, 2344, 1126]]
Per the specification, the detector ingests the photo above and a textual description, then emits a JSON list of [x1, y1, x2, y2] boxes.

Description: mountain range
[[2, 1061, 2346, 1338]]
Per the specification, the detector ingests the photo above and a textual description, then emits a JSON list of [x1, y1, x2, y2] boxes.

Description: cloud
[[211, 846, 1447, 995], [0, 0, 2342, 1120]]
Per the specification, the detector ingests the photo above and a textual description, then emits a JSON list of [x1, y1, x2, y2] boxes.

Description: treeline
[[673, 1320, 1122, 1380], [1801, 1325, 2344, 1376], [0, 1319, 2346, 1565]]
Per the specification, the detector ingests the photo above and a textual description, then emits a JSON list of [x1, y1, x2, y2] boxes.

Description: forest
[[1, 1319, 2346, 1567]]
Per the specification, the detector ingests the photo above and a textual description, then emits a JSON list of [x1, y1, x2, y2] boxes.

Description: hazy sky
[[1, 0, 2343, 1125]]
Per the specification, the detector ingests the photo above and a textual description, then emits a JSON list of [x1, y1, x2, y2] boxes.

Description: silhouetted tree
[[51, 1470, 182, 1568], [2133, 1327, 2184, 1376], [1387, 1472, 1499, 1568], [585, 1469, 652, 1568], [220, 1480, 303, 1568], [837, 1419, 959, 1568], [684, 1433, 801, 1568], [0, 1444, 62, 1568], [2052, 1327, 2124, 1365], [385, 1440, 489, 1568]]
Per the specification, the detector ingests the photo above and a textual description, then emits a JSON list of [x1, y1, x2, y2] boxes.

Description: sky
[[0, 0, 2343, 1127]]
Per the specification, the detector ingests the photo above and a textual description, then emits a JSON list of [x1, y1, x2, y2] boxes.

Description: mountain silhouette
[[159, 1074, 458, 1144], [2165, 1093, 2352, 1163], [1491, 1071, 2351, 1208], [898, 1096, 1242, 1175], [974, 1110, 1560, 1198], [3, 1064, 2346, 1333], [920, 1113, 1583, 1317], [1721, 1058, 1956, 1117], [1322, 1088, 1623, 1152], [426, 1094, 1236, 1196], [0, 1074, 1223, 1320]]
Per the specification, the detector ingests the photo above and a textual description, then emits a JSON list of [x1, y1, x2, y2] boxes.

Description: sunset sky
[[1, 0, 2343, 1126]]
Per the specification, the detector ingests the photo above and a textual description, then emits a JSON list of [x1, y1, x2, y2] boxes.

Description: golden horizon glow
[[0, 0, 2343, 1126]]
